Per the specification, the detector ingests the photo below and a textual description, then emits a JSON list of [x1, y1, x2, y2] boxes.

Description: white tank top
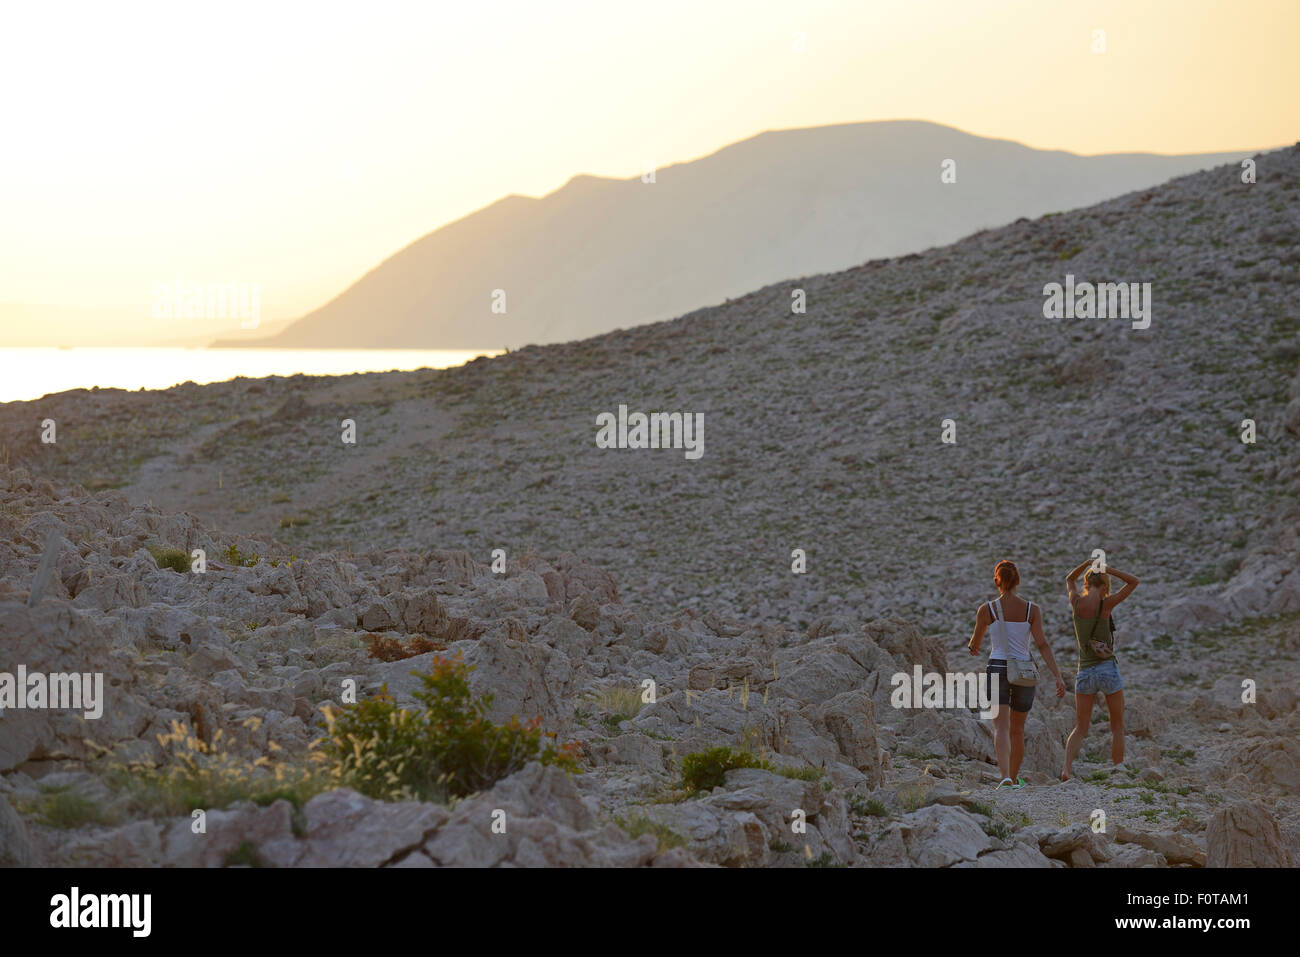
[[988, 598, 1033, 661]]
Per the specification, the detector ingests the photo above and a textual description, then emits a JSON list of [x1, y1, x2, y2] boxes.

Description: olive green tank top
[[1071, 602, 1114, 670]]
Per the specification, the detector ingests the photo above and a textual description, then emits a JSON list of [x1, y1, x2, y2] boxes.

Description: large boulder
[[263, 790, 450, 868], [644, 767, 855, 867], [1228, 738, 1300, 794], [811, 689, 885, 785], [162, 801, 296, 868], [1206, 802, 1294, 867], [1114, 827, 1205, 867], [1038, 825, 1115, 866], [878, 805, 1000, 868], [539, 553, 620, 605], [421, 763, 661, 867], [0, 602, 148, 772], [463, 632, 577, 726]]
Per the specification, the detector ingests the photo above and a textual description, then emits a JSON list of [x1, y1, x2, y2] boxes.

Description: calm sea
[[0, 348, 502, 403]]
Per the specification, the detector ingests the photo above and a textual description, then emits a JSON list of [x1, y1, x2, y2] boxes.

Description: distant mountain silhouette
[[219, 120, 1252, 349]]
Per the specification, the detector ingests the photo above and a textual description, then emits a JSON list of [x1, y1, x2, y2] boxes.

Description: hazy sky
[[1, 0, 1294, 339]]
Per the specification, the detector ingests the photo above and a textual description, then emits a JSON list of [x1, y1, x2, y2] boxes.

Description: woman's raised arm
[[1103, 567, 1140, 612], [1065, 558, 1091, 605]]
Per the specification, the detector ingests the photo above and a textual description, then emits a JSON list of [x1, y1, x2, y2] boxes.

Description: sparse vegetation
[[223, 543, 260, 567], [679, 746, 770, 793], [807, 850, 844, 868], [613, 813, 687, 852], [897, 782, 938, 812], [224, 841, 267, 867], [364, 632, 443, 661], [775, 765, 824, 782], [850, 794, 890, 818], [24, 784, 118, 829], [321, 654, 581, 802], [150, 546, 190, 573], [583, 686, 645, 736], [108, 719, 330, 818]]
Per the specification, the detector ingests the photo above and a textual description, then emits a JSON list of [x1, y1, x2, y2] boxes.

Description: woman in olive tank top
[[1061, 559, 1140, 781]]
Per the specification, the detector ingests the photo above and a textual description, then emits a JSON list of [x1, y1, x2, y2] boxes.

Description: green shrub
[[224, 841, 267, 867], [614, 813, 687, 852], [850, 794, 889, 818], [321, 654, 580, 802], [983, 817, 1012, 840], [25, 784, 118, 829], [150, 547, 191, 573], [679, 746, 770, 793], [223, 543, 260, 567]]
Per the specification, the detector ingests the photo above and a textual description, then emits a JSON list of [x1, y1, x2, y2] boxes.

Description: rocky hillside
[[9, 147, 1300, 638], [2, 147, 1298, 868], [0, 464, 1295, 867]]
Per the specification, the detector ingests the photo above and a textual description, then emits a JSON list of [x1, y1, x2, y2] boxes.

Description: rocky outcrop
[[1206, 802, 1294, 868]]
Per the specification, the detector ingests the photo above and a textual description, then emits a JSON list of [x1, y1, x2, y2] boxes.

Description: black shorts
[[986, 660, 1035, 713]]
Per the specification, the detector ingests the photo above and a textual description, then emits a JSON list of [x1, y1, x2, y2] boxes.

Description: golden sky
[[0, 0, 1294, 338]]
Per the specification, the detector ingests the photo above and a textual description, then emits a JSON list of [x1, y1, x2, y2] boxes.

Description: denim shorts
[[986, 660, 1036, 713], [1075, 658, 1123, 696]]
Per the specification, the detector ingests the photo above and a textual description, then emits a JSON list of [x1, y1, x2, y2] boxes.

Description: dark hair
[[994, 560, 1019, 591]]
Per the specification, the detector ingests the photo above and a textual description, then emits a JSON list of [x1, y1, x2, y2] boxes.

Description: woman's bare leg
[[993, 707, 1011, 781], [1105, 690, 1125, 765], [1009, 708, 1029, 781], [1062, 692, 1095, 781]]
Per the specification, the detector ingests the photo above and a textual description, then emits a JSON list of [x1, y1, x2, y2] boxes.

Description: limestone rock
[[1206, 802, 1294, 867]]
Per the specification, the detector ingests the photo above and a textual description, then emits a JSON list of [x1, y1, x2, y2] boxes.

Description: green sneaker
[[996, 777, 1014, 790], [1011, 777, 1028, 790]]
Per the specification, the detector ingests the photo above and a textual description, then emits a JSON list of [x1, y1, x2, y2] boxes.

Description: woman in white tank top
[[967, 560, 1067, 790]]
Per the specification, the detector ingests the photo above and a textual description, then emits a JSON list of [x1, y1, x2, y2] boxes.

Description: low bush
[[150, 547, 191, 573], [321, 654, 580, 801], [24, 784, 118, 829], [679, 746, 770, 793]]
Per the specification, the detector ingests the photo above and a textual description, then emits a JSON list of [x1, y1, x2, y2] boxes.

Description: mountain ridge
[[217, 120, 1258, 350]]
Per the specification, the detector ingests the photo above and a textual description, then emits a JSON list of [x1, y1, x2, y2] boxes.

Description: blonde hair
[[1085, 570, 1110, 596]]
